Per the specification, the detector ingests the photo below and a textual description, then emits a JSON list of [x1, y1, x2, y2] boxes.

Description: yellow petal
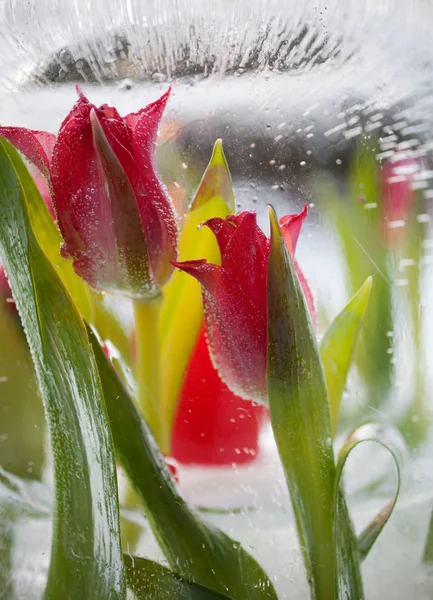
[[159, 140, 235, 452]]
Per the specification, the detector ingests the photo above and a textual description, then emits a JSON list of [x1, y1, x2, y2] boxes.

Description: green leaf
[[89, 326, 277, 600], [267, 206, 338, 600], [335, 424, 404, 561], [319, 161, 393, 412], [158, 139, 235, 452], [333, 490, 364, 598], [0, 512, 13, 599], [349, 136, 381, 219], [0, 138, 125, 599], [124, 555, 233, 599], [320, 277, 373, 435]]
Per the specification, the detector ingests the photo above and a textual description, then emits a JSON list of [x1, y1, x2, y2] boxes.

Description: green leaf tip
[[352, 275, 373, 309], [210, 138, 226, 165], [320, 275, 373, 435], [190, 138, 234, 212], [268, 204, 280, 243]]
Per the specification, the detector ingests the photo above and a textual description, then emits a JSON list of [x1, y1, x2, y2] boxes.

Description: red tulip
[[0, 88, 177, 298], [173, 205, 314, 404], [381, 158, 418, 246], [171, 324, 266, 465]]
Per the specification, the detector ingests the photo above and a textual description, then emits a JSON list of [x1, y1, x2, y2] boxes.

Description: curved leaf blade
[[89, 326, 277, 600], [335, 423, 404, 561], [334, 491, 364, 599], [320, 276, 373, 435], [0, 137, 125, 599], [124, 555, 232, 599]]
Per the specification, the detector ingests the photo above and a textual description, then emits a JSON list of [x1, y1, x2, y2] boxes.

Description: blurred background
[[1, 0, 433, 598]]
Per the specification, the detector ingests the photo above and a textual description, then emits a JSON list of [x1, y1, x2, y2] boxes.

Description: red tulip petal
[[30, 167, 55, 219], [175, 211, 269, 403], [124, 87, 172, 132], [279, 203, 308, 255], [94, 89, 177, 287], [202, 271, 268, 403], [130, 93, 178, 286], [221, 212, 269, 297], [0, 127, 55, 176], [0, 265, 9, 294], [204, 217, 236, 255], [51, 96, 118, 289], [171, 325, 266, 465], [90, 108, 154, 297], [280, 205, 316, 324], [295, 259, 316, 326], [171, 259, 221, 293]]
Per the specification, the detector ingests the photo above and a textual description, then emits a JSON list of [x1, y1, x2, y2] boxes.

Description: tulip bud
[[0, 88, 178, 299], [173, 206, 314, 403]]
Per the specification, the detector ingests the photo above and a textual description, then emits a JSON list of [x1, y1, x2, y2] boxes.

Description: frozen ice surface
[[1, 1, 433, 598]]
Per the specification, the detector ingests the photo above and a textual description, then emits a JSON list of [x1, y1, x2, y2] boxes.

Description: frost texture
[[0, 0, 431, 90]]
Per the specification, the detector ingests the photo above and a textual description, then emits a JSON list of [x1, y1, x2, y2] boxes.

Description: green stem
[[133, 296, 165, 450]]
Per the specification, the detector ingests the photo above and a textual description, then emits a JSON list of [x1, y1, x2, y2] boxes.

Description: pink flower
[[0, 88, 177, 298], [173, 206, 314, 403]]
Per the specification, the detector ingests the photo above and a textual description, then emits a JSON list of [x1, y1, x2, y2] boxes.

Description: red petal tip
[[75, 84, 85, 99], [171, 259, 208, 270], [279, 203, 309, 255], [146, 87, 172, 116]]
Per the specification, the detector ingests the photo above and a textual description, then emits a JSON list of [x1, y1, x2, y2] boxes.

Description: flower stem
[[133, 295, 165, 450]]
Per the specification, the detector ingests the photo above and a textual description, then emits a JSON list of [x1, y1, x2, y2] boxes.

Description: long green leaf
[[0, 514, 13, 598], [335, 424, 404, 561], [89, 326, 277, 600], [124, 555, 232, 599], [333, 490, 364, 599], [320, 276, 372, 435], [267, 206, 337, 600], [0, 137, 125, 599]]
